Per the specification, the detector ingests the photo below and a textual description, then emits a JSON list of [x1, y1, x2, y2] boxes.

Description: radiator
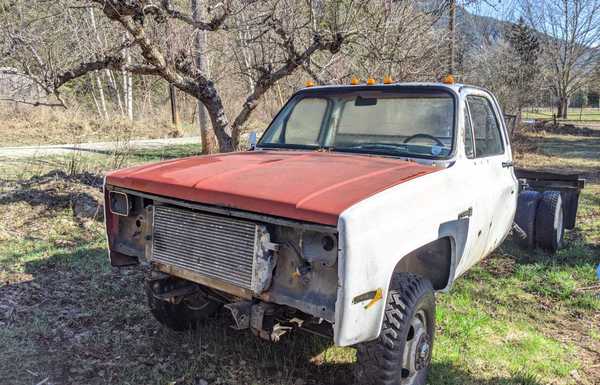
[[151, 205, 258, 290]]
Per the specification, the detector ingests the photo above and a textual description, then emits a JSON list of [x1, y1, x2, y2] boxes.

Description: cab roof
[[295, 82, 493, 96], [301, 82, 463, 91]]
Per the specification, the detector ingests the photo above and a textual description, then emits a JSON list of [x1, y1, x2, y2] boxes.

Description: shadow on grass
[[0, 170, 102, 213]]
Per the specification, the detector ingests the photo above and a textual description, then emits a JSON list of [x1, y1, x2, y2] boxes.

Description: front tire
[[145, 277, 221, 331], [355, 273, 435, 385]]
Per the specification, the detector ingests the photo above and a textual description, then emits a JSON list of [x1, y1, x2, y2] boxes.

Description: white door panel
[[455, 158, 491, 276], [457, 90, 518, 273]]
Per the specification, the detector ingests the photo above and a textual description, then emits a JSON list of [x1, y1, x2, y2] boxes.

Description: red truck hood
[[105, 150, 439, 226]]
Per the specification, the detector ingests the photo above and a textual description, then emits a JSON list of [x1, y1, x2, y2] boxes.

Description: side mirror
[[249, 131, 257, 150]]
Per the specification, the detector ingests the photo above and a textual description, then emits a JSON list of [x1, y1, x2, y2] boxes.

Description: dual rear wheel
[[515, 190, 565, 252]]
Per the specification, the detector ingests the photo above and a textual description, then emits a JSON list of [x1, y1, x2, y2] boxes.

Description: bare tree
[[320, 0, 448, 82], [521, 0, 600, 118], [1, 0, 457, 151], [1, 0, 354, 152]]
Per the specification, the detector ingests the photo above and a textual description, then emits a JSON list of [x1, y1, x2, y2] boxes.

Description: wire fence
[[522, 107, 600, 122]]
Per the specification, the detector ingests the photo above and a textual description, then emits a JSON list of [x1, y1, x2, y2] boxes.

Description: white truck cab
[[104, 81, 583, 385], [332, 83, 519, 348]]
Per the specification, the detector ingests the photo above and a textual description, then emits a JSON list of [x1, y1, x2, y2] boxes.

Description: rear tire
[[514, 190, 541, 249], [355, 273, 435, 385], [535, 191, 564, 252], [145, 277, 220, 331]]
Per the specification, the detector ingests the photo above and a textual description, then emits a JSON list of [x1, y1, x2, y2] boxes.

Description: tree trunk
[[89, 73, 102, 118], [192, 0, 213, 154], [169, 84, 179, 127], [94, 71, 108, 120], [125, 51, 133, 121], [120, 34, 133, 121], [557, 96, 569, 119], [163, 24, 178, 128], [447, 0, 456, 75], [89, 8, 108, 120], [106, 69, 124, 116], [122, 63, 128, 116], [204, 98, 233, 152]]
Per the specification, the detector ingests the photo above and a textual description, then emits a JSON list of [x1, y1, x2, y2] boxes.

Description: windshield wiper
[[337, 143, 410, 153]]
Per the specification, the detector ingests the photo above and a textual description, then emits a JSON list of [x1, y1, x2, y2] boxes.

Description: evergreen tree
[[504, 17, 541, 123]]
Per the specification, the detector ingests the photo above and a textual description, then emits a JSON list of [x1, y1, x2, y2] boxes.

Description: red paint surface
[[105, 150, 439, 225]]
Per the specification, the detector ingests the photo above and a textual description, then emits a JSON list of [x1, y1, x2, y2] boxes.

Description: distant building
[[0, 68, 40, 101]]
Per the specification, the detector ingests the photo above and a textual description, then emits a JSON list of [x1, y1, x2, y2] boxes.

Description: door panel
[[457, 92, 517, 273], [454, 107, 490, 277]]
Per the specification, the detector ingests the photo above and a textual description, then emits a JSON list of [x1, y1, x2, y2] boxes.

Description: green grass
[[1, 134, 598, 385]]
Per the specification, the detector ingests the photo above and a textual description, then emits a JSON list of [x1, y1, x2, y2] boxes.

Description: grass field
[[0, 133, 598, 385]]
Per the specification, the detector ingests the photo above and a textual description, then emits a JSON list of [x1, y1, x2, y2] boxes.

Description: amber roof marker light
[[366, 77, 376, 85], [305, 80, 315, 87], [442, 74, 455, 85], [350, 76, 360, 85], [383, 75, 393, 84]]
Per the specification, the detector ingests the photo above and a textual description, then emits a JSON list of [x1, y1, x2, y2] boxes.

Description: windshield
[[258, 89, 456, 159]]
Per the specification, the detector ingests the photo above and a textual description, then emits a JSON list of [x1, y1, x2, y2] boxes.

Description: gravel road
[[0, 136, 200, 158]]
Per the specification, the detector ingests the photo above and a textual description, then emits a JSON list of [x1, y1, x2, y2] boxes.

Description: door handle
[[458, 207, 472, 219], [502, 161, 514, 168]]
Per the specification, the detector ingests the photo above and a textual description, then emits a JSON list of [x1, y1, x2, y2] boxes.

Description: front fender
[[333, 168, 468, 346]]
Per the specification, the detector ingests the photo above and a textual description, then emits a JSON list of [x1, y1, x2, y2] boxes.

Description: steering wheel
[[403, 133, 444, 147]]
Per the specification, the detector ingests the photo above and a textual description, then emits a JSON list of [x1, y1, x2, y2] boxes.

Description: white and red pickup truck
[[103, 81, 583, 385]]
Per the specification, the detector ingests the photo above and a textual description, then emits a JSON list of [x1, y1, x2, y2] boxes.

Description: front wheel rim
[[401, 309, 431, 384]]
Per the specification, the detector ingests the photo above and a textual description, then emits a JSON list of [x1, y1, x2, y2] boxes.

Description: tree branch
[[229, 21, 345, 147], [0, 97, 66, 108], [160, 0, 230, 31], [54, 55, 124, 89]]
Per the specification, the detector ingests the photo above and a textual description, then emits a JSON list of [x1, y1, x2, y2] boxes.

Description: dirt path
[[0, 136, 201, 158]]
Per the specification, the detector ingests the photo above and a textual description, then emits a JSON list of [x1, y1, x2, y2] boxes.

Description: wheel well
[[393, 237, 452, 290]]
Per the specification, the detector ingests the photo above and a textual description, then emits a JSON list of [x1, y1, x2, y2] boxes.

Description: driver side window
[[464, 110, 475, 158], [467, 96, 504, 157]]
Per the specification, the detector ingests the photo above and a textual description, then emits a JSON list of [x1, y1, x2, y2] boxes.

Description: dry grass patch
[[513, 132, 600, 182], [0, 107, 196, 147]]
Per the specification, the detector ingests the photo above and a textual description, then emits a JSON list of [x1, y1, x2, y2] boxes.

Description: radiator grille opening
[[151, 205, 258, 290]]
